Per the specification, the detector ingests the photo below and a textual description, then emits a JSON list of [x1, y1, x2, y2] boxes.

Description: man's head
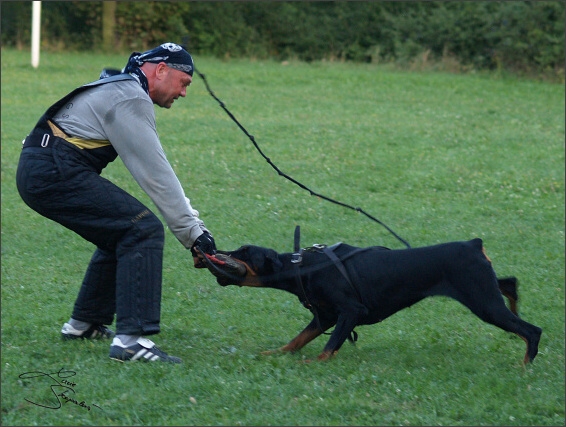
[[124, 42, 195, 108]]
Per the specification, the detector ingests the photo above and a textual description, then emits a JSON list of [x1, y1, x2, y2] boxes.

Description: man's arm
[[105, 96, 208, 249]]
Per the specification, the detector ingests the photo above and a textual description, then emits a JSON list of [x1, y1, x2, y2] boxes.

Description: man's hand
[[191, 232, 216, 268]]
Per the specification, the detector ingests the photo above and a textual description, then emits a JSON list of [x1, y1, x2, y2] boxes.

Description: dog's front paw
[[315, 350, 337, 362], [260, 348, 285, 356]]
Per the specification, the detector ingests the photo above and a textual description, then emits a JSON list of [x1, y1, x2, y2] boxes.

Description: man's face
[[150, 64, 192, 109]]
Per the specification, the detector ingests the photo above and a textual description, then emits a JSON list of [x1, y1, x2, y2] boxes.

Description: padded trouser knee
[[114, 213, 164, 336]]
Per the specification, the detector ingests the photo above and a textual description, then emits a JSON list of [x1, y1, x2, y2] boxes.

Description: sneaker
[[109, 337, 182, 363], [61, 322, 114, 340]]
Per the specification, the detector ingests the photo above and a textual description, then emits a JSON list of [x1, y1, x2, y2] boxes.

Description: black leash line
[[195, 68, 411, 249]]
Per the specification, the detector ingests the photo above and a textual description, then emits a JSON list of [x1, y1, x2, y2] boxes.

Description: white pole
[[31, 1, 41, 68]]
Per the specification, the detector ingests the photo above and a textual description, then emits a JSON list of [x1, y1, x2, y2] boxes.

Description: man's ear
[[155, 62, 169, 80]]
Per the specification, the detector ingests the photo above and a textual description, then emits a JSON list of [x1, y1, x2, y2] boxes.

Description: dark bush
[[1, 1, 563, 79]]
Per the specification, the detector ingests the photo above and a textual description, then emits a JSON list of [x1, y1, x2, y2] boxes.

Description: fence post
[[31, 1, 41, 68]]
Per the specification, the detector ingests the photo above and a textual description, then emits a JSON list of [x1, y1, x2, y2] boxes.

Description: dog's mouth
[[202, 253, 251, 286]]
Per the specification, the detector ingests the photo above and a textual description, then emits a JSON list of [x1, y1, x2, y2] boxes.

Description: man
[[16, 43, 215, 363]]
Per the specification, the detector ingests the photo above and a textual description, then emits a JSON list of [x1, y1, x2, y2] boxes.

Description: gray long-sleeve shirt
[[53, 78, 208, 249]]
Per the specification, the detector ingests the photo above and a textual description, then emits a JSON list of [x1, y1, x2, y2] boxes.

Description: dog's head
[[205, 245, 283, 287]]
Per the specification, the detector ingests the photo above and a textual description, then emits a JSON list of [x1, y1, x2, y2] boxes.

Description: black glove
[[191, 232, 217, 267]]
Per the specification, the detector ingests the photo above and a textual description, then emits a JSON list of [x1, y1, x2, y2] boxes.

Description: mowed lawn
[[1, 49, 564, 426]]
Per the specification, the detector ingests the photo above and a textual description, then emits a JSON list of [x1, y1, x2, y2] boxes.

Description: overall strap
[[32, 74, 136, 134]]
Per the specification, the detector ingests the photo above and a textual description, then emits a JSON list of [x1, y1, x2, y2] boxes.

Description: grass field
[[1, 48, 564, 426]]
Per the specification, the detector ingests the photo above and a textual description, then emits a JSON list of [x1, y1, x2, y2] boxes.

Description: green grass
[[2, 49, 564, 426]]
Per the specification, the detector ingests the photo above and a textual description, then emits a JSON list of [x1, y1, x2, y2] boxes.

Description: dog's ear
[[245, 247, 282, 274], [264, 249, 283, 273]]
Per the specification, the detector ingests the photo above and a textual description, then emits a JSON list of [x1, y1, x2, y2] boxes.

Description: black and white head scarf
[[123, 42, 194, 95]]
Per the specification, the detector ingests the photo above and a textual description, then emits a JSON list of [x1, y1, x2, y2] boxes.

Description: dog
[[201, 237, 542, 364]]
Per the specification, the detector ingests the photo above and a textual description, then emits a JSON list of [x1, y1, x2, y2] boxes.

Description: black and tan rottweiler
[[201, 237, 542, 364]]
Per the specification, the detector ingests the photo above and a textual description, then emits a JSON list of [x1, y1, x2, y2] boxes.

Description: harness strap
[[291, 227, 327, 335], [322, 245, 363, 304], [291, 226, 309, 307], [320, 245, 361, 343], [291, 226, 357, 342]]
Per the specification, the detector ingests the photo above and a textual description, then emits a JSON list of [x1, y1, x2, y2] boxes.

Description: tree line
[[1, 1, 564, 79]]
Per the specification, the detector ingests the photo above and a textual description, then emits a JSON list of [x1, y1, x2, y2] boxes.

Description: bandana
[[122, 42, 194, 95]]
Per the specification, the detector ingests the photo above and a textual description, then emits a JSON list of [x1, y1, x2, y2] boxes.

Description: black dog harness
[[201, 225, 373, 342], [292, 225, 362, 342]]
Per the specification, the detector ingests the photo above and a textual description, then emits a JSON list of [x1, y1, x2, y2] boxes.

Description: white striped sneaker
[[109, 337, 182, 363], [61, 322, 114, 340]]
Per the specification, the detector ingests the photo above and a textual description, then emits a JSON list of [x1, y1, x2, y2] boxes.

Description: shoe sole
[[109, 356, 181, 363], [61, 334, 114, 341]]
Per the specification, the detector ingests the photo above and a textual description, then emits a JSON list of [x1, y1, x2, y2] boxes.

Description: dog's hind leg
[[452, 277, 542, 364], [482, 308, 541, 364], [497, 276, 519, 316]]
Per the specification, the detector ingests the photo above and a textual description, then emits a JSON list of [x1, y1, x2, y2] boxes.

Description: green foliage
[[493, 1, 566, 72], [1, 49, 564, 426], [0, 1, 31, 48], [1, 1, 563, 79], [389, 1, 565, 75], [114, 1, 192, 51]]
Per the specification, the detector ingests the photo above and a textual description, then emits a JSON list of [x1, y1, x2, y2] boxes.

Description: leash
[[194, 68, 411, 250], [98, 61, 411, 248]]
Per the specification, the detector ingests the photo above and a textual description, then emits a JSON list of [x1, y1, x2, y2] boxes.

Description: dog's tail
[[470, 238, 492, 264], [470, 239, 520, 316]]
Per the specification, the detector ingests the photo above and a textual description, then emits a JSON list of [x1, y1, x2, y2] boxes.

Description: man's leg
[[72, 248, 117, 325], [114, 209, 164, 336], [17, 148, 166, 338]]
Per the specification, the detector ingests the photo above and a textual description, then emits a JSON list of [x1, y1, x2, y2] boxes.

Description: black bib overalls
[[16, 74, 164, 336]]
